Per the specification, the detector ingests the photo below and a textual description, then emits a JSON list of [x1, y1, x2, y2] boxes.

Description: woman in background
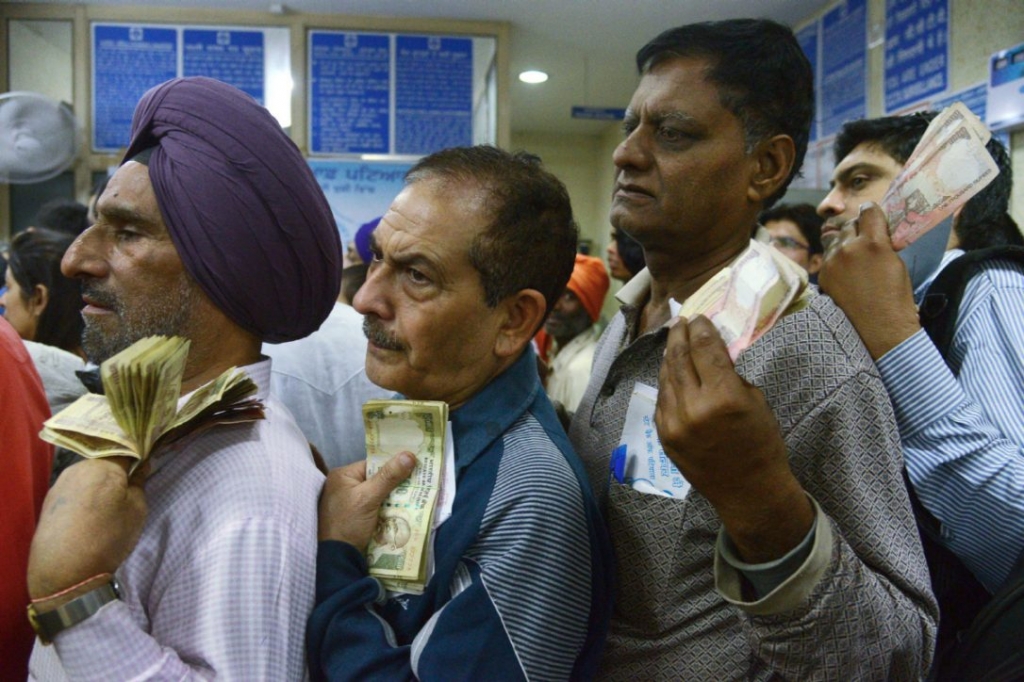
[[1, 228, 86, 481], [2, 228, 84, 358]]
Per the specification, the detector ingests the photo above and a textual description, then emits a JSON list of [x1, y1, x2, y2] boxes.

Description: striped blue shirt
[[308, 348, 612, 681], [876, 249, 1024, 592]]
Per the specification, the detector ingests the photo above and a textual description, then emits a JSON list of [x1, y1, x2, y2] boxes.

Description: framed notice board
[[308, 30, 496, 156]]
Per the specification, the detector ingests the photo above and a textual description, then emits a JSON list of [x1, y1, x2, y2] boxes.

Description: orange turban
[[567, 254, 611, 322]]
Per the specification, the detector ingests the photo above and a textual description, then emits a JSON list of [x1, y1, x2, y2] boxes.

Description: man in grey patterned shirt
[[568, 19, 938, 680]]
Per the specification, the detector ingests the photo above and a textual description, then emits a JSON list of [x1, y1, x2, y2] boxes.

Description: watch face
[[27, 604, 40, 630], [26, 579, 120, 646], [26, 603, 51, 645]]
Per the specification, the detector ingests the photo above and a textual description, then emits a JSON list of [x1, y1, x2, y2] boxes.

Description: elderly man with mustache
[[307, 146, 612, 682]]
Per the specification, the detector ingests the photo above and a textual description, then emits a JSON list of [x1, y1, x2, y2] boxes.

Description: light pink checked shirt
[[29, 358, 324, 681]]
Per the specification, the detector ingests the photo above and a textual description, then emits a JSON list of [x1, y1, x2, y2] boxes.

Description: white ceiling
[[12, 0, 830, 136]]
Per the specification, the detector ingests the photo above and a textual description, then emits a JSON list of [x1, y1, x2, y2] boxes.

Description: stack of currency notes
[[882, 102, 1000, 250], [362, 399, 449, 595], [40, 335, 263, 468], [673, 239, 810, 360]]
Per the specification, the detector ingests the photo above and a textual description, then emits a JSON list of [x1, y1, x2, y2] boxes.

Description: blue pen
[[609, 443, 628, 484]]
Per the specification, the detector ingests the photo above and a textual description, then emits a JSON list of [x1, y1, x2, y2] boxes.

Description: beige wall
[[511, 131, 605, 251], [512, 127, 625, 321]]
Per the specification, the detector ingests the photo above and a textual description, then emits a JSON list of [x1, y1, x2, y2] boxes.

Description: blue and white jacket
[[308, 348, 613, 681]]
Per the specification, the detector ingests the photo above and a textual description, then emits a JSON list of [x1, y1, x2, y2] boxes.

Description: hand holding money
[[318, 453, 418, 552], [818, 203, 922, 359], [40, 336, 264, 467], [362, 400, 449, 594], [674, 240, 809, 360], [656, 316, 814, 563]]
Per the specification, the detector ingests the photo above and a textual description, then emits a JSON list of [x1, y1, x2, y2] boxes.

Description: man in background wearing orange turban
[[542, 254, 610, 413]]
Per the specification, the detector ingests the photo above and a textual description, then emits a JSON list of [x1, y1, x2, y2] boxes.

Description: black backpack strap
[[938, 547, 1024, 682], [919, 246, 1024, 365]]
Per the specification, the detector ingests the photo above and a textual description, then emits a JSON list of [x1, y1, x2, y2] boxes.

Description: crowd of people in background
[[2, 15, 1023, 682]]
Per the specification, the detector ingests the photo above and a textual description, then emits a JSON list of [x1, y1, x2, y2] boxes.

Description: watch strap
[[28, 579, 120, 645]]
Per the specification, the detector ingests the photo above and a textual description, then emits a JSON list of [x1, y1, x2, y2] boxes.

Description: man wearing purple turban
[[26, 77, 341, 680]]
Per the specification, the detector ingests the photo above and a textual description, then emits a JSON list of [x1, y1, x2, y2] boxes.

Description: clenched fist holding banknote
[[818, 103, 1001, 359], [318, 399, 450, 596]]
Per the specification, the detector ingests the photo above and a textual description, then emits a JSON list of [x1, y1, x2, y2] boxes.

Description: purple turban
[[353, 217, 380, 264], [122, 77, 341, 343]]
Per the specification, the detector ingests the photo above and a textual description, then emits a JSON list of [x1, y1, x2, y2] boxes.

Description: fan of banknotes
[[671, 240, 811, 360], [40, 335, 264, 467], [883, 102, 999, 250], [362, 399, 449, 595]]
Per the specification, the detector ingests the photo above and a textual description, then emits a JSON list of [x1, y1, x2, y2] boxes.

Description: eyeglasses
[[769, 236, 810, 251]]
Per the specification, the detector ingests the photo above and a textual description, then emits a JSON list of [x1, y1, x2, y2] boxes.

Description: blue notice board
[[183, 29, 265, 103], [309, 32, 391, 155], [932, 82, 1011, 151], [796, 21, 820, 142], [884, 0, 948, 112], [92, 25, 177, 152], [571, 107, 626, 121], [308, 159, 412, 248], [395, 36, 473, 156], [931, 82, 987, 119], [820, 0, 867, 139]]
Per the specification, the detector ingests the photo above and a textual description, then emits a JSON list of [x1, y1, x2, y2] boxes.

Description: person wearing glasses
[[759, 202, 824, 279]]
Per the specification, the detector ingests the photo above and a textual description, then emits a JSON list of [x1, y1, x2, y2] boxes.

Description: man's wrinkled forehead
[[627, 55, 734, 122]]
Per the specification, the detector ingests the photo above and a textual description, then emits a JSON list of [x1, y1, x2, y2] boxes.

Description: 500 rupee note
[[362, 400, 448, 591], [881, 103, 999, 250]]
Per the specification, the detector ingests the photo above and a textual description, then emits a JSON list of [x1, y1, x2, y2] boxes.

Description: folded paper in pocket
[[610, 383, 691, 499]]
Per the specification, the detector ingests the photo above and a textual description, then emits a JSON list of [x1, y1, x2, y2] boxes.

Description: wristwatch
[[27, 578, 121, 645]]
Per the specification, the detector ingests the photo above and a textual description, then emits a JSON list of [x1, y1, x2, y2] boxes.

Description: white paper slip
[[610, 383, 691, 499]]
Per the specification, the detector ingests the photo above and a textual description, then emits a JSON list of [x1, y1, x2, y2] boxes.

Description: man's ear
[[807, 253, 823, 276], [494, 289, 547, 359], [747, 134, 796, 204]]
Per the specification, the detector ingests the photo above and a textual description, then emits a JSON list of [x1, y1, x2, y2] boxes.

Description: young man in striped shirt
[[818, 113, 1024, 668]]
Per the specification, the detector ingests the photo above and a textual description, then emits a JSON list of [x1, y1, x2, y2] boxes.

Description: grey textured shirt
[[569, 271, 938, 681]]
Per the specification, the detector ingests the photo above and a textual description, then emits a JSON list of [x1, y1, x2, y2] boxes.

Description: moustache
[[362, 316, 406, 351], [822, 217, 847, 232], [81, 284, 120, 312]]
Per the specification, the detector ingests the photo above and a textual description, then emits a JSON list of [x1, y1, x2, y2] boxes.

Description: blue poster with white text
[[309, 32, 391, 155], [183, 29, 265, 103], [797, 22, 820, 143], [395, 36, 473, 156], [820, 0, 867, 139], [884, 0, 948, 112], [92, 24, 177, 152]]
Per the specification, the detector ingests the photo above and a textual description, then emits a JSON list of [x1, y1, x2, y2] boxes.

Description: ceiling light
[[519, 70, 549, 84]]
